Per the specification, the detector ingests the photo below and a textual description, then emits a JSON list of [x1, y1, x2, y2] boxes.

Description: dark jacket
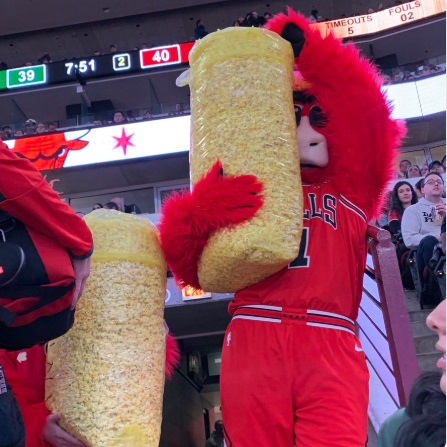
[[194, 24, 208, 40]]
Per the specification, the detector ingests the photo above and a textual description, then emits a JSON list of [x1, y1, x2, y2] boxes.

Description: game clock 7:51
[[65, 59, 96, 76]]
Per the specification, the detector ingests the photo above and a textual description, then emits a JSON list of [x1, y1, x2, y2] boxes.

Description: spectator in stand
[[417, 65, 430, 77], [403, 71, 415, 81], [109, 44, 117, 53], [378, 371, 445, 447], [171, 104, 184, 116], [402, 173, 446, 283], [38, 53, 52, 64], [398, 159, 411, 178], [393, 70, 404, 83], [244, 12, 260, 27], [233, 20, 240, 26], [47, 123, 57, 132], [1, 125, 13, 140], [194, 20, 209, 40], [109, 197, 141, 214], [378, 300, 446, 447], [414, 179, 424, 200], [36, 123, 48, 134], [377, 190, 393, 227], [113, 111, 126, 124], [388, 181, 419, 236], [24, 119, 37, 135], [429, 160, 443, 174], [420, 164, 429, 176], [264, 12, 272, 22], [93, 120, 103, 126], [441, 156, 446, 173], [382, 74, 392, 85], [254, 12, 266, 26], [309, 9, 319, 23], [142, 110, 153, 120], [92, 203, 103, 211], [237, 16, 246, 26], [406, 165, 422, 179], [15, 129, 24, 137], [103, 201, 120, 211], [367, 8, 375, 13]]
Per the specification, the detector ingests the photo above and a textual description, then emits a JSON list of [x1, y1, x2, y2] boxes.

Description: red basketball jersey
[[230, 180, 368, 320]]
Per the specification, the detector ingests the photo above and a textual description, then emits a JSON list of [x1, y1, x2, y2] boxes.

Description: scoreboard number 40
[[152, 49, 170, 63]]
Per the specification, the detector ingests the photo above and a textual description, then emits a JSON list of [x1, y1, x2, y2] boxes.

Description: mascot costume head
[[266, 8, 405, 216]]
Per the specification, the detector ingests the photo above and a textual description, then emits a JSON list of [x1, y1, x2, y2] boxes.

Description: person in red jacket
[[0, 140, 93, 350], [0, 140, 93, 447], [0, 345, 86, 447]]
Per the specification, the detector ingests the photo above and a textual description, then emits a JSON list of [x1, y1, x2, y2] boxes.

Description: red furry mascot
[[160, 9, 405, 446]]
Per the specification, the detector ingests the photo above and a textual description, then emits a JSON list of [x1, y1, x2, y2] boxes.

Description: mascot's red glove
[[159, 160, 264, 290]]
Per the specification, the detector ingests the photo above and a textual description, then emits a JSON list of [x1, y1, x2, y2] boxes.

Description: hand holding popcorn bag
[[46, 210, 167, 447]]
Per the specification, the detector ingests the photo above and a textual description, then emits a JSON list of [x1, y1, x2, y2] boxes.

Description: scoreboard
[[0, 1, 443, 92], [0, 41, 195, 92]]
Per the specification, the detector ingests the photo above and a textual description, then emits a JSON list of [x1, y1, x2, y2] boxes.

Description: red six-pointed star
[[113, 127, 135, 155]]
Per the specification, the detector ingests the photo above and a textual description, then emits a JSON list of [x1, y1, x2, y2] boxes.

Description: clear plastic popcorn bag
[[187, 27, 303, 292], [46, 210, 167, 447]]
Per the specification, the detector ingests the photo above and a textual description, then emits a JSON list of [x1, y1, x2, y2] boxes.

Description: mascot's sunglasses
[[294, 102, 328, 129]]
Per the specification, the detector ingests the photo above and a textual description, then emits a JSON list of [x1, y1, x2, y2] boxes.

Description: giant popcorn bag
[[187, 27, 303, 292], [46, 210, 167, 447]]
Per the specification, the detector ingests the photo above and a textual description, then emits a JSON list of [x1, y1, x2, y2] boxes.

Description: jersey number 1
[[289, 228, 310, 268]]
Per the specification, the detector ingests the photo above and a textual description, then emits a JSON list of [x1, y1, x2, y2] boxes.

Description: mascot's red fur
[[160, 9, 405, 446]]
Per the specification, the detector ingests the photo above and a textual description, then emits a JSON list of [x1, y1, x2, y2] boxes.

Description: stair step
[[408, 309, 431, 323], [417, 352, 441, 372], [404, 295, 422, 312], [410, 320, 435, 337], [413, 334, 439, 354]]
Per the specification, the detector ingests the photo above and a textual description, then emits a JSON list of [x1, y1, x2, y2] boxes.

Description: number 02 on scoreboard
[[139, 45, 181, 69]]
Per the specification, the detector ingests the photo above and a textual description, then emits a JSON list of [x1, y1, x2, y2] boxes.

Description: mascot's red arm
[[159, 160, 264, 289], [266, 9, 406, 219]]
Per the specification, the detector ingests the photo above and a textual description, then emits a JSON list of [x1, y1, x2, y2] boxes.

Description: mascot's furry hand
[[159, 160, 264, 289]]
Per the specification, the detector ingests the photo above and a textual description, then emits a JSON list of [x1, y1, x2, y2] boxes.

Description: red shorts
[[220, 305, 369, 447]]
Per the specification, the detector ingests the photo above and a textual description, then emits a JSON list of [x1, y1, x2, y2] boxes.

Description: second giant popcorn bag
[[185, 27, 303, 292], [46, 210, 167, 447]]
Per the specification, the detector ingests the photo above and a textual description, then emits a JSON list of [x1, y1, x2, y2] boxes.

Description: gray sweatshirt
[[401, 197, 445, 248]]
